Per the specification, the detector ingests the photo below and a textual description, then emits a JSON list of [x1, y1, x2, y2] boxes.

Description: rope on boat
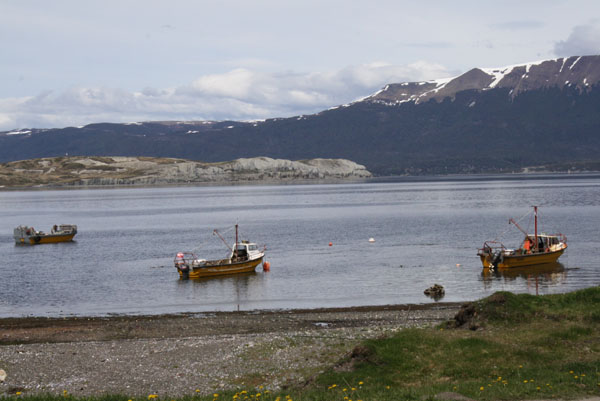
[[493, 208, 533, 242]]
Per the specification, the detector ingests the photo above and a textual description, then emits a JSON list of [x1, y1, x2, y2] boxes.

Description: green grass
[[3, 287, 600, 401]]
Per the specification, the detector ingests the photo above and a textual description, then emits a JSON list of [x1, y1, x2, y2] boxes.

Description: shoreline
[[0, 302, 461, 345], [2, 171, 600, 191], [0, 302, 460, 396]]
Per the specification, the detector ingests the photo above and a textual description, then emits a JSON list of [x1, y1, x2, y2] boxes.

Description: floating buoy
[[263, 261, 271, 272], [329, 242, 333, 247], [368, 238, 375, 243], [456, 263, 461, 267]]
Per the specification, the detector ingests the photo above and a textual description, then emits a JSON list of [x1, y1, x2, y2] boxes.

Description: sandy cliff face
[[0, 156, 371, 187]]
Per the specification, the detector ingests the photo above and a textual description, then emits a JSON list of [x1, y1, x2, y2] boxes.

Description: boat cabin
[[522, 234, 564, 254], [230, 241, 262, 262]]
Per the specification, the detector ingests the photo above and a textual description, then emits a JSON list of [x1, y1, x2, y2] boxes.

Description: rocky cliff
[[0, 156, 371, 188]]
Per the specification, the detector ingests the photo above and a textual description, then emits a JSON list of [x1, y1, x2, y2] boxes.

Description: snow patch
[[569, 56, 582, 70], [559, 58, 568, 73], [481, 59, 547, 88], [6, 130, 31, 135]]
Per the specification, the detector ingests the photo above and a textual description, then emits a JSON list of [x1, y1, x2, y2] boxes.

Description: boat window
[[248, 244, 258, 251], [236, 244, 246, 251]]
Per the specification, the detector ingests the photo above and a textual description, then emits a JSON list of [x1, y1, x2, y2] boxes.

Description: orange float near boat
[[477, 206, 567, 270]]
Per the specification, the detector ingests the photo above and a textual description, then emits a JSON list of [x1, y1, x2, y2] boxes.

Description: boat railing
[[174, 252, 207, 267], [478, 240, 506, 254]]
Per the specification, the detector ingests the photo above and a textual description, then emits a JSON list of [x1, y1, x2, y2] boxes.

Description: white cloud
[[0, 61, 453, 131], [554, 21, 600, 57]]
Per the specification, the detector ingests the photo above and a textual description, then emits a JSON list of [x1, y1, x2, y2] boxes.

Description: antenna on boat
[[534, 205, 538, 252], [235, 223, 239, 248]]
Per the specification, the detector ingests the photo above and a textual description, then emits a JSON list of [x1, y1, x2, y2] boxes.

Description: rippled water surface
[[1, 175, 599, 317]]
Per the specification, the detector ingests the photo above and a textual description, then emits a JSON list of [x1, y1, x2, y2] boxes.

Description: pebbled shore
[[0, 303, 459, 397]]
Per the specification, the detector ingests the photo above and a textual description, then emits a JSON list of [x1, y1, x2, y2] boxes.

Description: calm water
[[1, 175, 599, 317]]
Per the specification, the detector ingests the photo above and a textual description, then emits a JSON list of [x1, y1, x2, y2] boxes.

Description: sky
[[1, 0, 600, 131]]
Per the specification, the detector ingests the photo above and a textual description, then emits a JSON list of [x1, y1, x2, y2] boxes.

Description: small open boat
[[477, 206, 567, 270], [14, 224, 78, 245], [174, 225, 266, 279]]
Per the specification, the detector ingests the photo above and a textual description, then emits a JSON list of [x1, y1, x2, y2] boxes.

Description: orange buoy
[[329, 242, 333, 247], [263, 261, 271, 272]]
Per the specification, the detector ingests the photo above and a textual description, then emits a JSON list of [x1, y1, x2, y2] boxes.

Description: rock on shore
[[0, 156, 372, 187]]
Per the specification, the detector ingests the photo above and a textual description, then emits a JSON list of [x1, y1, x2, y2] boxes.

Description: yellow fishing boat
[[14, 224, 77, 245], [478, 206, 567, 270], [174, 225, 266, 279]]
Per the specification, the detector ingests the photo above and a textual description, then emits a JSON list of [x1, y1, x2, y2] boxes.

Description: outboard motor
[[491, 251, 503, 269], [175, 253, 190, 279]]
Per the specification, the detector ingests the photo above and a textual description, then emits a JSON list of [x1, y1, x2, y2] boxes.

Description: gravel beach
[[0, 303, 459, 397]]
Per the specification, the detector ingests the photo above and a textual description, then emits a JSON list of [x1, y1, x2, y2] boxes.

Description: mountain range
[[2, 55, 600, 175]]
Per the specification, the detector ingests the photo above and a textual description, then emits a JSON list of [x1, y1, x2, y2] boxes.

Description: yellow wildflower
[[358, 381, 363, 385], [16, 392, 22, 396], [479, 387, 484, 391], [524, 380, 528, 383]]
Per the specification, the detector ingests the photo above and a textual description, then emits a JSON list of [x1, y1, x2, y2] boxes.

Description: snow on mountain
[[367, 55, 600, 105]]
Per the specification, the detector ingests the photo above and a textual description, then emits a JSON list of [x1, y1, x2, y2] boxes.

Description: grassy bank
[[3, 287, 600, 401]]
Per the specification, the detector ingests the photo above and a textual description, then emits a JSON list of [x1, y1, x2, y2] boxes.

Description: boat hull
[[16, 233, 76, 245], [480, 247, 566, 269], [30, 233, 76, 245], [179, 256, 264, 279]]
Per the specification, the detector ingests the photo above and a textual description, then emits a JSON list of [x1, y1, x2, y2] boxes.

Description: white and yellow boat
[[14, 224, 77, 245], [478, 206, 567, 270], [174, 225, 266, 279]]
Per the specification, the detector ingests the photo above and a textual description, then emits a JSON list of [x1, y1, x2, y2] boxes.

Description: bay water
[[1, 175, 599, 317]]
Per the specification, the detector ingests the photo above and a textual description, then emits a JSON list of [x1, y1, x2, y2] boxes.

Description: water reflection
[[178, 272, 262, 311], [482, 262, 567, 294]]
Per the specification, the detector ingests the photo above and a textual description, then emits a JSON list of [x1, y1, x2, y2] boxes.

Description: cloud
[[490, 20, 544, 30], [0, 62, 453, 130], [554, 21, 600, 57]]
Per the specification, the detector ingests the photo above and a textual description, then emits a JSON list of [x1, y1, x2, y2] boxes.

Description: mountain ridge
[[365, 55, 600, 105], [1, 55, 600, 176]]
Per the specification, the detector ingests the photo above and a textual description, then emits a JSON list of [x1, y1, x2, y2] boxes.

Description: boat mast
[[235, 224, 239, 248], [534, 205, 538, 252]]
